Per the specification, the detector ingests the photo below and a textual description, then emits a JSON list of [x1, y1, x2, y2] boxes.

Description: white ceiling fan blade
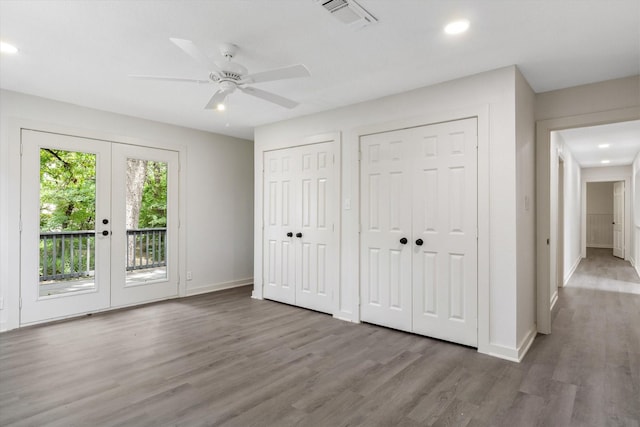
[[129, 75, 210, 84], [238, 86, 299, 109], [169, 38, 219, 71], [204, 90, 229, 110], [241, 64, 310, 84]]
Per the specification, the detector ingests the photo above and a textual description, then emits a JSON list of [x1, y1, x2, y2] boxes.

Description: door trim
[[7, 118, 187, 330], [253, 132, 342, 309], [536, 106, 640, 335], [354, 106, 491, 355]]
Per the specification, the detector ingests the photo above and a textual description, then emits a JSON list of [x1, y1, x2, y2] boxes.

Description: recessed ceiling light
[[216, 103, 226, 111], [0, 41, 18, 54], [598, 143, 610, 148], [601, 160, 611, 164], [444, 19, 470, 35]]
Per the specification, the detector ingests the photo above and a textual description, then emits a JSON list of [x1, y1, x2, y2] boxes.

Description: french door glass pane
[[39, 148, 97, 297], [125, 158, 168, 284]]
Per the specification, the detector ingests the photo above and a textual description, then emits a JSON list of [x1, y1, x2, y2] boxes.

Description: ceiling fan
[[130, 38, 310, 110]]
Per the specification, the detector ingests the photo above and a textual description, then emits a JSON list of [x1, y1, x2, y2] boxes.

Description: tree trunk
[[126, 159, 148, 267]]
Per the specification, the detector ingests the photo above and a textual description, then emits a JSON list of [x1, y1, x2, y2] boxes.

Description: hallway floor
[[565, 247, 640, 294]]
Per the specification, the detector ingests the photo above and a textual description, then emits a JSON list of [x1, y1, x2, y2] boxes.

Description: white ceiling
[[559, 120, 640, 168], [1, 0, 639, 140]]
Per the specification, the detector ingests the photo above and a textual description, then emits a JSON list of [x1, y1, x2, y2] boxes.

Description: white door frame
[[581, 176, 631, 260], [253, 133, 342, 309], [5, 119, 187, 330], [536, 106, 640, 334], [353, 106, 490, 355]]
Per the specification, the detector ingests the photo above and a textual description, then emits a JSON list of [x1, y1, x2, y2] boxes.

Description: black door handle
[[400, 237, 408, 244], [102, 219, 109, 225], [102, 230, 109, 236], [287, 232, 293, 237], [415, 238, 423, 246], [296, 232, 303, 238]]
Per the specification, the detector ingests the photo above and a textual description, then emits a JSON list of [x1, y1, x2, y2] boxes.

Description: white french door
[[111, 143, 179, 307], [263, 142, 338, 314], [20, 130, 179, 325], [360, 118, 478, 347]]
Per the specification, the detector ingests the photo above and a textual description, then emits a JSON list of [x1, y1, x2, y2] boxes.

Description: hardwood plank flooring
[[1, 248, 639, 426]]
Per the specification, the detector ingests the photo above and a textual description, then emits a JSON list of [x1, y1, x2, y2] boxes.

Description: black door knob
[[102, 230, 109, 236], [102, 219, 109, 225], [296, 232, 303, 238], [287, 232, 293, 237], [400, 237, 408, 244], [415, 238, 424, 246]]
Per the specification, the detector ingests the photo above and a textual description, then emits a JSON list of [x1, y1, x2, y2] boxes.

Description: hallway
[[521, 247, 640, 425]]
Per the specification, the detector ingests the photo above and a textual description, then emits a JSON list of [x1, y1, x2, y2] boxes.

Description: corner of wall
[[515, 66, 537, 351]]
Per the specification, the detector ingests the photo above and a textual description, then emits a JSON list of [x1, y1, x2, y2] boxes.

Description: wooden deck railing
[[39, 228, 166, 282]]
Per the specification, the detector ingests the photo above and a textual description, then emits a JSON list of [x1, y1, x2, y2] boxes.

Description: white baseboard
[[586, 244, 613, 248], [550, 290, 559, 312], [481, 343, 520, 362], [480, 324, 537, 363], [563, 256, 581, 286], [516, 325, 537, 361], [186, 277, 253, 296]]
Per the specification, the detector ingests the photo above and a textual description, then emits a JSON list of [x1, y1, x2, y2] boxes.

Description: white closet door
[[294, 142, 337, 314], [360, 130, 413, 331], [613, 181, 624, 259], [411, 118, 478, 347], [263, 142, 338, 314], [263, 149, 297, 305]]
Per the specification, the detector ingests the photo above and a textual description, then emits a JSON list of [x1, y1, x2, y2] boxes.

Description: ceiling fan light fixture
[[0, 41, 19, 54], [216, 103, 226, 111], [444, 19, 470, 35]]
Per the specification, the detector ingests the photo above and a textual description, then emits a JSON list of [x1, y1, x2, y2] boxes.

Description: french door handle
[[296, 232, 303, 238], [400, 237, 408, 245], [415, 238, 424, 246], [287, 232, 293, 237], [102, 230, 110, 236]]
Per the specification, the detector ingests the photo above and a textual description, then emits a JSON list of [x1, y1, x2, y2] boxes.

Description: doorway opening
[[536, 112, 640, 334]]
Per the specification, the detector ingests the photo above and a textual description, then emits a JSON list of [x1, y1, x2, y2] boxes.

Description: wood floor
[[1, 249, 639, 426]]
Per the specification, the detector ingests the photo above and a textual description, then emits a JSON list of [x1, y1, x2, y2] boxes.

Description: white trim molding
[[187, 278, 254, 297]]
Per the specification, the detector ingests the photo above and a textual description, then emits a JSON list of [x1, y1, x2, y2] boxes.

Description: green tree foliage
[[40, 148, 96, 232], [138, 160, 167, 228], [39, 149, 167, 231]]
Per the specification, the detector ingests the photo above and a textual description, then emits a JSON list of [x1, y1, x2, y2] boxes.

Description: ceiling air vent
[[316, 0, 377, 29]]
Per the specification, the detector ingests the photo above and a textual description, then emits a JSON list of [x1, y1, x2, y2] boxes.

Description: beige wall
[[587, 182, 614, 215], [515, 68, 537, 353], [536, 75, 640, 120]]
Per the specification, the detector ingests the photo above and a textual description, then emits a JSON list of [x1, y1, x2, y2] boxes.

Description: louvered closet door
[[360, 130, 413, 331], [263, 149, 296, 305], [411, 118, 478, 347], [263, 142, 338, 314]]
